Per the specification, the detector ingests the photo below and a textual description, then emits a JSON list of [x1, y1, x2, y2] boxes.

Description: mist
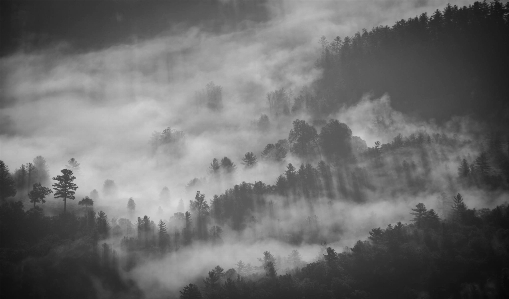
[[1, 1, 509, 298]]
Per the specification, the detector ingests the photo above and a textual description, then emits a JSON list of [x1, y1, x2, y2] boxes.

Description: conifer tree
[[411, 203, 428, 228], [180, 284, 203, 299], [241, 152, 257, 168], [458, 158, 470, 178], [0, 160, 16, 200], [52, 169, 78, 213], [158, 220, 169, 252]]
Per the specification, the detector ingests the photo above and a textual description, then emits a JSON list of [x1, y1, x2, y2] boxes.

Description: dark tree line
[[311, 1, 509, 123], [180, 198, 509, 299]]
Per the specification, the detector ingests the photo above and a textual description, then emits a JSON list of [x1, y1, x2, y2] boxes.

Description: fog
[[0, 0, 500, 297]]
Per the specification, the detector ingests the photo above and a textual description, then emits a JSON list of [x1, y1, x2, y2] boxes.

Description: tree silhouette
[[0, 160, 16, 200], [96, 211, 109, 237], [28, 183, 52, 208], [241, 152, 257, 168], [411, 203, 428, 228], [210, 158, 220, 174], [458, 158, 470, 178], [180, 284, 203, 299], [319, 119, 353, 162], [127, 197, 136, 212], [78, 196, 94, 210], [190, 191, 210, 239], [66, 158, 80, 173], [158, 220, 169, 252], [52, 169, 78, 213], [220, 157, 236, 173], [288, 119, 320, 159]]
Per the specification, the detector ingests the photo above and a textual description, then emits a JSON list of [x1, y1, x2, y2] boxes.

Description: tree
[[180, 284, 203, 299], [0, 160, 16, 200], [288, 119, 320, 159], [97, 211, 109, 237], [241, 152, 257, 168], [205, 82, 223, 111], [458, 158, 470, 178], [28, 183, 53, 208], [183, 211, 193, 245], [158, 220, 169, 252], [66, 158, 80, 173], [25, 163, 36, 197], [319, 119, 353, 161], [210, 158, 221, 174], [204, 266, 224, 298], [14, 164, 27, 199], [474, 152, 491, 181], [261, 140, 288, 162], [79, 196, 94, 226], [451, 193, 467, 222], [127, 197, 136, 212], [220, 157, 236, 173], [52, 169, 78, 213], [411, 203, 428, 228], [257, 114, 270, 131], [78, 196, 94, 210], [190, 191, 210, 239]]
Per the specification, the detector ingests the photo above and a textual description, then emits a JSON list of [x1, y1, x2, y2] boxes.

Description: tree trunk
[[64, 197, 67, 213]]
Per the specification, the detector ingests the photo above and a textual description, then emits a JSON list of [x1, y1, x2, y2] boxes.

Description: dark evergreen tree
[[52, 169, 78, 213], [0, 160, 16, 200], [97, 211, 109, 237], [241, 152, 257, 168], [411, 203, 428, 228], [127, 197, 136, 213], [180, 284, 203, 299], [458, 158, 470, 178], [66, 158, 80, 173], [158, 220, 169, 252], [220, 157, 236, 173]]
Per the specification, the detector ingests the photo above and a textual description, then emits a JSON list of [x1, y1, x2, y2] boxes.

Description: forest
[[1, 0, 509, 298]]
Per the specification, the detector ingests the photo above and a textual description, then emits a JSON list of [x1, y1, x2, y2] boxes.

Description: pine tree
[[52, 169, 78, 213], [180, 284, 203, 299], [451, 193, 467, 222], [0, 160, 16, 200], [158, 220, 169, 252], [127, 197, 136, 212], [458, 158, 470, 178], [220, 157, 236, 173], [97, 211, 109, 237], [210, 158, 220, 175], [475, 152, 491, 176], [66, 158, 80, 173], [411, 203, 428, 228], [241, 152, 257, 168]]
